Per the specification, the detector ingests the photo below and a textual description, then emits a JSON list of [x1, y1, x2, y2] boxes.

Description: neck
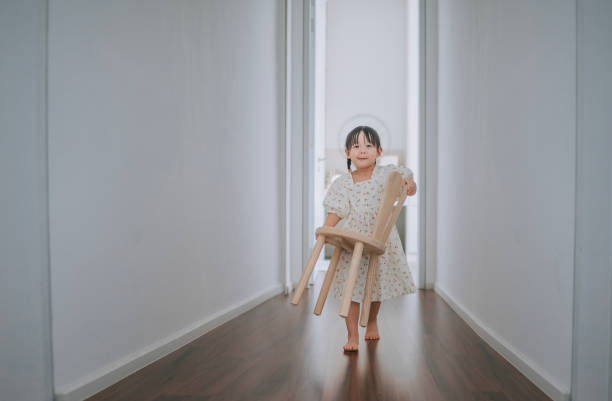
[[352, 164, 375, 175]]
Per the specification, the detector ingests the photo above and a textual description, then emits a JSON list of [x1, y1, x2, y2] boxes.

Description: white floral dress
[[323, 164, 417, 303]]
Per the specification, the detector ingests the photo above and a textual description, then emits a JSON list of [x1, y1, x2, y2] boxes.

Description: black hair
[[345, 125, 382, 171]]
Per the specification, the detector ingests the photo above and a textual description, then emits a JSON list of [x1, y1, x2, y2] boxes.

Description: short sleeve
[[386, 164, 414, 181], [323, 176, 350, 219]]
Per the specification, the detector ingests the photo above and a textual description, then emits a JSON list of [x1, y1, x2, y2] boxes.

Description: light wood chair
[[290, 170, 408, 327]]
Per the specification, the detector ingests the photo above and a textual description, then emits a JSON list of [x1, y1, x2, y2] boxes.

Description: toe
[[343, 343, 358, 351]]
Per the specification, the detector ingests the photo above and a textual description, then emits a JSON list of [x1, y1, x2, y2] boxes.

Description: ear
[[378, 147, 383, 157], [345, 149, 350, 158]]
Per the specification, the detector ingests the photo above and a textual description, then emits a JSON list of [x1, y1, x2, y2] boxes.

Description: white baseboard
[[433, 282, 570, 401], [55, 283, 285, 401]]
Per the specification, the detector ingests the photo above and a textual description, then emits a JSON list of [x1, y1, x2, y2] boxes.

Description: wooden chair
[[290, 170, 408, 327]]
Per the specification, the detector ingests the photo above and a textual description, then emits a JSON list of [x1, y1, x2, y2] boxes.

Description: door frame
[[299, 0, 438, 289]]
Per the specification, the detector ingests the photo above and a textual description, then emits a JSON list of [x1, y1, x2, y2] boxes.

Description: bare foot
[[343, 301, 360, 351], [343, 332, 359, 352], [365, 321, 380, 341]]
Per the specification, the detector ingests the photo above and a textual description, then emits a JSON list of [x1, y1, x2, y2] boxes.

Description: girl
[[320, 125, 417, 352]]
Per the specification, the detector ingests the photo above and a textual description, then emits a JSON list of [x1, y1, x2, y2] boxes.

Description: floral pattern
[[323, 164, 417, 303]]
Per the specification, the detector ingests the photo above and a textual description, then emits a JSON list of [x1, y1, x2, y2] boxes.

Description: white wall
[[435, 1, 574, 399], [48, 0, 284, 397], [572, 0, 612, 400], [0, 1, 54, 400], [325, 0, 407, 172]]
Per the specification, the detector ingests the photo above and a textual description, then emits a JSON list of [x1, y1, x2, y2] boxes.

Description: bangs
[[345, 126, 381, 150]]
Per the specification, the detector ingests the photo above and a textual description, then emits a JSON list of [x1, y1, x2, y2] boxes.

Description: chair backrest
[[371, 171, 408, 243]]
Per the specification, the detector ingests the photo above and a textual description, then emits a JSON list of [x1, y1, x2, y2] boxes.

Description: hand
[[403, 178, 417, 196]]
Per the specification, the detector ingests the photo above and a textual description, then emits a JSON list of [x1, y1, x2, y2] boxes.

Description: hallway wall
[[434, 1, 575, 399], [48, 0, 285, 397]]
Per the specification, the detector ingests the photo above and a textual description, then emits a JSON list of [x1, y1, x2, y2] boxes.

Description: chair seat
[[316, 226, 386, 255]]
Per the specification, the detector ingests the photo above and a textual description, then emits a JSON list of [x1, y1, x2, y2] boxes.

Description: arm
[[399, 166, 416, 196], [388, 165, 417, 196], [315, 212, 341, 239], [324, 212, 341, 227]]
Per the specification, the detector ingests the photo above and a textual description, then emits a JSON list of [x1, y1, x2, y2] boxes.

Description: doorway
[[304, 0, 426, 289]]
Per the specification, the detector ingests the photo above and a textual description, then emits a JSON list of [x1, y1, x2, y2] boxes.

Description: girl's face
[[345, 131, 382, 170]]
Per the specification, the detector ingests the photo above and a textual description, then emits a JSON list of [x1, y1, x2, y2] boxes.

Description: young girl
[[320, 125, 417, 352]]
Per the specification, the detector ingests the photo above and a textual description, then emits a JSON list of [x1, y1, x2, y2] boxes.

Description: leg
[[339, 242, 364, 317], [343, 301, 360, 351], [365, 301, 381, 340], [314, 246, 342, 315], [291, 236, 325, 305]]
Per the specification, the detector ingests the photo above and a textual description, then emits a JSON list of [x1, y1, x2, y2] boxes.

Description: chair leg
[[339, 242, 364, 317], [313, 246, 342, 315], [359, 255, 379, 327], [290, 236, 325, 305]]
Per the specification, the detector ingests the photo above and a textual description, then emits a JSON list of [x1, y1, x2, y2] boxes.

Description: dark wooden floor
[[87, 272, 551, 401]]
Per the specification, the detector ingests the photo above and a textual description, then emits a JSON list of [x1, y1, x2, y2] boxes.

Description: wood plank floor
[[86, 272, 552, 401]]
